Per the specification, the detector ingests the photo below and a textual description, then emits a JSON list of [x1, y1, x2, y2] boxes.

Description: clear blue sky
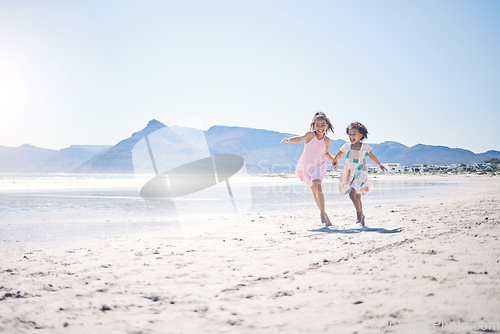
[[1, 0, 499, 153]]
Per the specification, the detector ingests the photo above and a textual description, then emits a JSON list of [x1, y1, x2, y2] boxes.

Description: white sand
[[0, 175, 499, 333]]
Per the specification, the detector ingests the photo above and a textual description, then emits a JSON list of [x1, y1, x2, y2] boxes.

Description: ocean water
[[0, 174, 464, 244], [251, 175, 459, 211]]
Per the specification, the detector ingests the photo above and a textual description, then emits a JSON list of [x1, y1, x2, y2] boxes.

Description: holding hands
[[332, 159, 339, 170]]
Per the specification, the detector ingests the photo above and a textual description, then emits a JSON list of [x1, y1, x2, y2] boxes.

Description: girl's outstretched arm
[[368, 151, 388, 172], [280, 131, 314, 144], [332, 151, 344, 170]]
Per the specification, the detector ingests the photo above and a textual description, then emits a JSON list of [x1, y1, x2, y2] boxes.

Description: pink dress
[[296, 135, 327, 187]]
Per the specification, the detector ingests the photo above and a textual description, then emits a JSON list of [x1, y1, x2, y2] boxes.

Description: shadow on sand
[[308, 226, 403, 234]]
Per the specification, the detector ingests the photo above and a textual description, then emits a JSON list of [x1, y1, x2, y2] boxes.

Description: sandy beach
[[1, 174, 499, 333]]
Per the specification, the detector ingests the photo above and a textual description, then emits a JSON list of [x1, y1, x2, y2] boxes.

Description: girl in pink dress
[[332, 122, 387, 226], [281, 112, 335, 226]]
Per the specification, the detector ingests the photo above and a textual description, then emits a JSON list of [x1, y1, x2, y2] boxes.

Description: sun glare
[[0, 61, 29, 146]]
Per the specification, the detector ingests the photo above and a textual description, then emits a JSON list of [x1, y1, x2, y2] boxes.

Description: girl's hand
[[331, 151, 344, 170], [379, 164, 388, 172], [280, 137, 289, 144]]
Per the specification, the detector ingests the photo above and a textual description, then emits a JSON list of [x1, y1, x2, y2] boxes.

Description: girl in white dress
[[332, 122, 387, 226]]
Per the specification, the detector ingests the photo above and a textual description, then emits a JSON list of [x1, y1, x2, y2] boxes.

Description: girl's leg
[[348, 188, 365, 226], [357, 193, 365, 226], [311, 180, 332, 226]]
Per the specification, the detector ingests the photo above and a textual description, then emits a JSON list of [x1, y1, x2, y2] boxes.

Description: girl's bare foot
[[321, 214, 332, 227], [356, 213, 365, 227]]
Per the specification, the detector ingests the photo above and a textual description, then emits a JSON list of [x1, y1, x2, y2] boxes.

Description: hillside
[[0, 120, 499, 174]]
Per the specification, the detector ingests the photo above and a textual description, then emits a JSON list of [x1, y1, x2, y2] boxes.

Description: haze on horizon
[[0, 0, 499, 153]]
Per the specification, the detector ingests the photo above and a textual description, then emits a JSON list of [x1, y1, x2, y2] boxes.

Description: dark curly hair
[[346, 122, 368, 140], [310, 112, 334, 134]]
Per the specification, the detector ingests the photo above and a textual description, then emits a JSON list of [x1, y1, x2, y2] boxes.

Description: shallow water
[[0, 174, 465, 244], [250, 175, 460, 212]]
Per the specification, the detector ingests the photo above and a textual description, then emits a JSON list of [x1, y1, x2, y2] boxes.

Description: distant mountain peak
[[131, 119, 166, 138], [19, 143, 36, 149], [379, 141, 408, 148], [147, 119, 165, 127]]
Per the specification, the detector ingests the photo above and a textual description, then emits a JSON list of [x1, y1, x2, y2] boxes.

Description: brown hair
[[310, 112, 334, 134], [346, 122, 368, 140]]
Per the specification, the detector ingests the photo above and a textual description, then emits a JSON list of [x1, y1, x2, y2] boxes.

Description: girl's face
[[314, 119, 328, 135], [348, 127, 364, 145]]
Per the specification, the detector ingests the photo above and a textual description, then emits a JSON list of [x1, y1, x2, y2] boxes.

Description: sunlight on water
[[0, 174, 465, 243]]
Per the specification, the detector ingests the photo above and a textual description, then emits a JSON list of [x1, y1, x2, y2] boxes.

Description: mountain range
[[1, 119, 499, 174]]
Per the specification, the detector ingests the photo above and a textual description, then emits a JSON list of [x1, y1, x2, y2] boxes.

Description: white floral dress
[[338, 142, 372, 195]]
